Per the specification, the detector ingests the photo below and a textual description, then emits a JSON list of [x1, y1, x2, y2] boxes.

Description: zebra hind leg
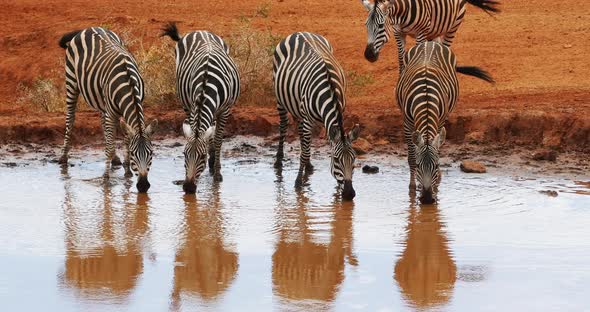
[[123, 134, 133, 177], [274, 104, 289, 168], [58, 80, 80, 165], [212, 113, 229, 183], [294, 120, 312, 189]]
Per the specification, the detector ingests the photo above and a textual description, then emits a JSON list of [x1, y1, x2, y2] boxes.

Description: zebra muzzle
[[183, 180, 197, 194], [419, 189, 435, 205], [342, 180, 356, 201], [136, 176, 151, 193], [364, 45, 378, 63]]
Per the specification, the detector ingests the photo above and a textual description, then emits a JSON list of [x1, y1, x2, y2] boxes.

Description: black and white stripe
[[361, 0, 500, 73], [58, 27, 158, 193], [273, 32, 361, 200], [161, 23, 240, 194], [396, 41, 494, 203]]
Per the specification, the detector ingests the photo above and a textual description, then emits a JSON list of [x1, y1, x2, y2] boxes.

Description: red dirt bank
[[1, 0, 589, 151]]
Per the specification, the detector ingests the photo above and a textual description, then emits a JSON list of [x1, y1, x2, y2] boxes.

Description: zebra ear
[[145, 119, 158, 137], [412, 131, 425, 147], [182, 120, 194, 138], [347, 124, 361, 142], [120, 120, 135, 136], [434, 128, 446, 148], [329, 127, 342, 143], [361, 0, 373, 11]]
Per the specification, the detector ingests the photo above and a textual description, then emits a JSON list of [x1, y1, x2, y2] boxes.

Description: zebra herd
[[56, 0, 499, 203]]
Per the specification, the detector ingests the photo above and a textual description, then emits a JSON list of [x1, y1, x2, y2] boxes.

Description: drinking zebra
[[273, 32, 361, 200], [161, 23, 240, 194], [396, 41, 494, 204], [361, 0, 500, 73], [58, 27, 158, 193]]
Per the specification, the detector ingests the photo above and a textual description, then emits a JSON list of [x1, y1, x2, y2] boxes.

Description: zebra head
[[412, 128, 446, 204], [362, 0, 391, 62], [330, 124, 361, 201], [182, 120, 215, 194], [121, 120, 158, 193]]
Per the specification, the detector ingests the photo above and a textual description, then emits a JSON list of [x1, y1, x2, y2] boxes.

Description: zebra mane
[[323, 63, 345, 141], [124, 60, 145, 135], [191, 52, 210, 135]]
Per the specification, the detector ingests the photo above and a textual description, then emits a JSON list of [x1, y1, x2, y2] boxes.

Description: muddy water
[[1, 139, 589, 311]]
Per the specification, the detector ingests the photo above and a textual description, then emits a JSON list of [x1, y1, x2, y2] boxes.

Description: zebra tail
[[59, 30, 82, 49], [466, 0, 501, 15], [456, 66, 495, 84], [160, 22, 181, 41]]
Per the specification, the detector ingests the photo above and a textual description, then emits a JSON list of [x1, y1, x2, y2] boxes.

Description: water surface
[[1, 139, 589, 311]]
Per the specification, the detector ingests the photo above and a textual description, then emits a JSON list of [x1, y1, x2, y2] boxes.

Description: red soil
[[1, 0, 589, 151]]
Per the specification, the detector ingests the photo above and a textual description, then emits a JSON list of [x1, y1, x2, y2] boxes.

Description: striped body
[[59, 27, 157, 192], [396, 41, 458, 203], [162, 24, 240, 193], [362, 0, 498, 72], [273, 32, 360, 200]]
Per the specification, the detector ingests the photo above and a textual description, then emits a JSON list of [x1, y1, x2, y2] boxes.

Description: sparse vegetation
[[347, 70, 375, 91], [255, 2, 271, 18], [134, 42, 177, 107], [18, 78, 63, 112], [227, 23, 281, 106]]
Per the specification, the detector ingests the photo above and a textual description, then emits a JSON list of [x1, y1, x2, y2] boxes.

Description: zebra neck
[[389, 0, 410, 24]]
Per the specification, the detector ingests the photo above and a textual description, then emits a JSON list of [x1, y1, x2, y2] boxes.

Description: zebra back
[[173, 31, 239, 134], [62, 27, 146, 131], [396, 41, 458, 141], [273, 32, 347, 139]]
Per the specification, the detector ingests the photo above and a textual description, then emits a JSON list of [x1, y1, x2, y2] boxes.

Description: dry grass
[[17, 78, 63, 112], [20, 22, 279, 112], [227, 22, 281, 107]]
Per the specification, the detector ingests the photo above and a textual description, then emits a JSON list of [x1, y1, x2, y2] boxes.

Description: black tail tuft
[[456, 66, 495, 84], [59, 30, 82, 49], [466, 0, 501, 15], [161, 22, 181, 41]]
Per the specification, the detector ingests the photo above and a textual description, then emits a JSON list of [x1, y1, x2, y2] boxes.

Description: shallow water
[[1, 139, 589, 311]]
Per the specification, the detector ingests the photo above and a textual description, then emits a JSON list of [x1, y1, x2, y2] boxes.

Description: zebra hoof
[[305, 163, 314, 173], [213, 174, 223, 183], [58, 155, 68, 165], [274, 159, 283, 169]]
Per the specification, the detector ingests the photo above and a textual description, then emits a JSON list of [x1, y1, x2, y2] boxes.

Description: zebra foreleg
[[298, 121, 314, 173], [295, 120, 313, 188], [58, 83, 80, 164], [274, 104, 289, 168], [123, 134, 132, 177], [212, 113, 229, 182], [102, 114, 122, 170], [404, 127, 417, 191]]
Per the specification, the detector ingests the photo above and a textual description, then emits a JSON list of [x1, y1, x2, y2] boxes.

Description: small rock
[[539, 190, 558, 197], [168, 142, 183, 148], [373, 138, 389, 146], [563, 44, 573, 49], [532, 149, 557, 162], [460, 160, 487, 173], [172, 180, 184, 185], [362, 165, 379, 174], [353, 138, 371, 155], [2, 162, 17, 168]]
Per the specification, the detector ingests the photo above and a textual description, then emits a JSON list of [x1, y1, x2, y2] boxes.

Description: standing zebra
[[161, 23, 240, 194], [273, 32, 361, 200], [58, 27, 158, 193], [361, 0, 500, 73], [397, 41, 494, 204]]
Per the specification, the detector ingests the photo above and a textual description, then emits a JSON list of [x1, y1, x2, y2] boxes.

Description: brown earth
[[1, 0, 589, 152]]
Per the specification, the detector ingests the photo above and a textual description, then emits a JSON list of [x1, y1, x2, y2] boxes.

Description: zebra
[[58, 27, 158, 193], [273, 32, 361, 201], [361, 0, 500, 73], [396, 41, 494, 204], [161, 23, 240, 194]]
